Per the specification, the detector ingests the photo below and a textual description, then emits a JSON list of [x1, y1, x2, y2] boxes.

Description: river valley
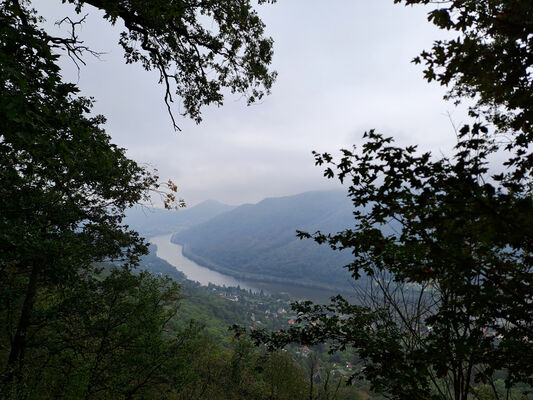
[[149, 234, 351, 303]]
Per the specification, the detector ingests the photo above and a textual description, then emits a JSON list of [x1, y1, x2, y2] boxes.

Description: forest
[[1, 0, 532, 399]]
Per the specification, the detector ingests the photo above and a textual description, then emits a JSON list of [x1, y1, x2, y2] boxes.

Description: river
[[149, 233, 351, 303], [149, 234, 259, 291]]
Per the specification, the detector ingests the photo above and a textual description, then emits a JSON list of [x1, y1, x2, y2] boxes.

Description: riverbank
[[179, 242, 354, 293], [151, 234, 356, 303]]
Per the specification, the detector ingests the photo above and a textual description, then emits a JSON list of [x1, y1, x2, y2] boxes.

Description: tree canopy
[[1, 0, 276, 397], [49, 0, 277, 129], [397, 0, 533, 177], [0, 2, 161, 394], [254, 128, 533, 399], [252, 1, 533, 399], [397, 0, 533, 145]]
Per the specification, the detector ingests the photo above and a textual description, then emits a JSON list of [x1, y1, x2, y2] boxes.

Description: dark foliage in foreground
[[252, 1, 533, 399]]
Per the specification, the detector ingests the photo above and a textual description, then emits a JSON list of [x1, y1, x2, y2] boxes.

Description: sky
[[36, 1, 466, 206]]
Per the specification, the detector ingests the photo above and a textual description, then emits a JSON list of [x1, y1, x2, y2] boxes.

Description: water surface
[[150, 234, 258, 291], [150, 233, 350, 303]]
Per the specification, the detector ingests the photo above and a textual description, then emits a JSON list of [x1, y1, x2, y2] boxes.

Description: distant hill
[[125, 200, 236, 237], [172, 191, 356, 290]]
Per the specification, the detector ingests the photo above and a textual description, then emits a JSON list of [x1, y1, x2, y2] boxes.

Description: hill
[[171, 191, 355, 290], [125, 199, 235, 237]]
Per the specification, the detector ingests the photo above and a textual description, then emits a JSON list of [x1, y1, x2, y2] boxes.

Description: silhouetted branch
[[47, 15, 102, 72]]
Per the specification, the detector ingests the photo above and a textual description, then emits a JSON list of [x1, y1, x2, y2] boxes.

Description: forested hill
[[125, 199, 235, 237], [171, 191, 355, 290]]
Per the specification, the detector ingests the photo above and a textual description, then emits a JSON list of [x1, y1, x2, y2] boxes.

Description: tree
[[1, 0, 152, 384], [255, 128, 533, 400], [1, 0, 276, 395], [261, 350, 309, 400], [395, 0, 533, 173], [19, 270, 199, 400], [41, 0, 276, 129], [252, 1, 533, 399]]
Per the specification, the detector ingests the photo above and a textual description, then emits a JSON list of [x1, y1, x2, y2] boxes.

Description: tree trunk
[[4, 263, 39, 383]]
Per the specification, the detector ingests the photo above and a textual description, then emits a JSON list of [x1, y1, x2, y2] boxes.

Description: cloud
[[35, 0, 465, 206]]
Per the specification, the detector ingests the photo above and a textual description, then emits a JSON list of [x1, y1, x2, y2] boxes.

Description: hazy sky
[[36, 1, 466, 206]]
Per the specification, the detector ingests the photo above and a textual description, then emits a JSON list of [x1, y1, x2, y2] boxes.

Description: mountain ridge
[[172, 190, 355, 290], [125, 199, 236, 237]]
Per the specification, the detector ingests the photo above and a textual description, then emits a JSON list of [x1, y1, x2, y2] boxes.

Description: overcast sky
[[36, 1, 466, 206]]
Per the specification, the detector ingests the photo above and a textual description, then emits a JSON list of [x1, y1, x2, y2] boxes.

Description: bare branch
[[47, 14, 103, 73]]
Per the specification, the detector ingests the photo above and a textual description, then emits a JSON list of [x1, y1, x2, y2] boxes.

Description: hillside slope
[[172, 191, 355, 290]]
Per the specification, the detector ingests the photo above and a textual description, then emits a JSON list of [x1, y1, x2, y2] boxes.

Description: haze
[[36, 0, 463, 206]]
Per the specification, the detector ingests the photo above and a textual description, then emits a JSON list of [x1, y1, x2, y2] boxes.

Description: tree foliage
[[254, 129, 533, 399], [1, 0, 156, 387], [397, 0, 533, 154], [252, 1, 533, 399], [6, 270, 196, 400], [0, 0, 275, 397], [58, 0, 277, 129]]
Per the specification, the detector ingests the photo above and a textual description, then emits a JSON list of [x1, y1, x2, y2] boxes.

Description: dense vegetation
[[139, 250, 372, 400], [2, 0, 532, 399], [0, 0, 284, 398], [253, 1, 533, 400], [0, 2, 160, 396]]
